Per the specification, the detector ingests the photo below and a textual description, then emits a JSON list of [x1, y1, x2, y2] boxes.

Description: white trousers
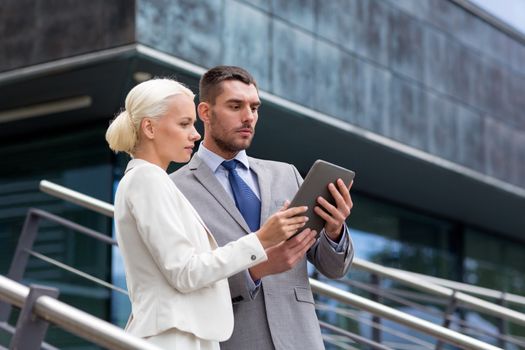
[[145, 328, 220, 350]]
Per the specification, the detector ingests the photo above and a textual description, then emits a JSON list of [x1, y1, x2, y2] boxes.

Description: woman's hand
[[255, 204, 309, 249]]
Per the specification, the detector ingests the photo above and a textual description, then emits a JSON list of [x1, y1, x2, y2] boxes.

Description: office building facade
[[1, 0, 524, 348]]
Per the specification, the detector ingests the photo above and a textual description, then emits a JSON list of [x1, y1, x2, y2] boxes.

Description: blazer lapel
[[188, 154, 252, 234], [249, 158, 273, 223]]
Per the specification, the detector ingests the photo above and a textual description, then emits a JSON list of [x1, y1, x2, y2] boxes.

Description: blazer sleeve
[[125, 166, 267, 294]]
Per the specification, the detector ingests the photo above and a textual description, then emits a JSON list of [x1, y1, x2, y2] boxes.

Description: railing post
[[9, 285, 59, 350], [370, 273, 382, 346], [435, 290, 458, 350], [0, 210, 41, 322], [497, 293, 508, 350]]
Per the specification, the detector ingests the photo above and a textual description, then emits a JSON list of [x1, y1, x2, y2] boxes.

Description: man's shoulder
[[169, 155, 203, 181], [170, 163, 191, 179], [249, 156, 295, 171]]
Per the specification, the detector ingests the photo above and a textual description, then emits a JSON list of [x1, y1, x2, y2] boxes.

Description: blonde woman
[[105, 78, 310, 349]]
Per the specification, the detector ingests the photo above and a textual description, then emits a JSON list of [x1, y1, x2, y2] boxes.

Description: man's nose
[[241, 106, 255, 123]]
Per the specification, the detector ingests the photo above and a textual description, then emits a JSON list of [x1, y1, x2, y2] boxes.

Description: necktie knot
[[222, 159, 238, 172]]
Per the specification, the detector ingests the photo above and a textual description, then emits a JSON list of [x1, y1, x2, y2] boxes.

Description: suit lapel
[[189, 155, 252, 234], [249, 158, 272, 222]]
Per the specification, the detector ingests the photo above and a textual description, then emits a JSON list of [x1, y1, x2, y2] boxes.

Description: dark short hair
[[199, 65, 258, 103]]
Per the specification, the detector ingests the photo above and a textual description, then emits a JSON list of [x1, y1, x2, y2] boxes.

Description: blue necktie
[[222, 160, 261, 232]]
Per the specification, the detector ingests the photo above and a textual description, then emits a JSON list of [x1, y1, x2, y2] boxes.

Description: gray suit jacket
[[170, 154, 354, 350]]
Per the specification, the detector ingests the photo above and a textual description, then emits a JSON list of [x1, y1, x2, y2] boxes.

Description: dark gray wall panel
[[272, 0, 315, 32], [223, 0, 271, 90], [137, 0, 222, 69], [352, 0, 391, 67], [484, 117, 514, 182], [457, 105, 485, 172], [388, 10, 423, 82], [0, 0, 134, 72], [272, 19, 315, 107], [513, 134, 525, 188], [353, 60, 391, 134], [427, 92, 459, 162], [313, 40, 355, 122], [316, 0, 354, 51], [241, 0, 270, 11], [389, 77, 428, 150]]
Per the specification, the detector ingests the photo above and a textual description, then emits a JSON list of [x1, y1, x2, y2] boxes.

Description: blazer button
[[251, 255, 256, 261]]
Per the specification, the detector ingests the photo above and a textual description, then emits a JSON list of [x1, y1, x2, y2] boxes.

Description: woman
[[105, 78, 309, 349]]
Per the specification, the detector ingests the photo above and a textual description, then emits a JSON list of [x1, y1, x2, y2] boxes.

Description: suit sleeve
[[126, 167, 267, 294], [226, 270, 262, 304], [308, 227, 354, 278], [290, 164, 354, 279]]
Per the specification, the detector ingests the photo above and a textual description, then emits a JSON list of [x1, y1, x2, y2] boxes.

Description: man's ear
[[197, 102, 210, 124], [140, 118, 155, 139]]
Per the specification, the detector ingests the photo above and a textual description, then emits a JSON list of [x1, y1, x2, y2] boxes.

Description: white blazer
[[114, 159, 267, 341]]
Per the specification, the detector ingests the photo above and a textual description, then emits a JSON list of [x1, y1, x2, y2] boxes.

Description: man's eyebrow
[[224, 98, 261, 105], [225, 98, 243, 104]]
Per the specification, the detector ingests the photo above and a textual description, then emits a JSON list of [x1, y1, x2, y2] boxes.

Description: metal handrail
[[37, 180, 517, 349], [352, 258, 525, 326], [0, 275, 160, 350], [316, 303, 436, 349], [27, 249, 128, 295], [318, 320, 393, 350], [309, 279, 501, 350], [403, 270, 525, 307], [334, 278, 525, 348], [40, 180, 114, 217]]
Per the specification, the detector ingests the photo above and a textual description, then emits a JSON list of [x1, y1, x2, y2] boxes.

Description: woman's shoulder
[[122, 160, 171, 188]]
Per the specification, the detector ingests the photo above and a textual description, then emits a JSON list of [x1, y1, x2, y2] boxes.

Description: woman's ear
[[140, 118, 155, 140], [197, 102, 210, 124]]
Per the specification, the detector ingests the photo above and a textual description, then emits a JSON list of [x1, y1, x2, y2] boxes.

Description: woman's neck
[[133, 147, 168, 170]]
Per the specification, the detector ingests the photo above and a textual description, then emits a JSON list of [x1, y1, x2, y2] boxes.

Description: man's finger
[[284, 228, 313, 249], [328, 181, 346, 209], [314, 205, 343, 224], [278, 200, 291, 211], [316, 196, 338, 216], [291, 230, 317, 256], [337, 179, 352, 205], [284, 233, 316, 265]]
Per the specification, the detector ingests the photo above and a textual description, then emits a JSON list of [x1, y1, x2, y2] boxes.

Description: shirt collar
[[197, 144, 250, 172]]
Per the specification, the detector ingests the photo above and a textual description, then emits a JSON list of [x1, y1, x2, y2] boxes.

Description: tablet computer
[[289, 160, 355, 236]]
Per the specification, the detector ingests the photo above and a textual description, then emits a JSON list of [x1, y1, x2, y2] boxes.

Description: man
[[171, 65, 354, 349]]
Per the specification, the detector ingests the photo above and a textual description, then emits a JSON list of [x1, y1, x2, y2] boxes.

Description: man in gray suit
[[171, 65, 354, 349]]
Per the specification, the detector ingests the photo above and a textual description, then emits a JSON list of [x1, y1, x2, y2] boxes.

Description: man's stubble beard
[[211, 131, 253, 154], [210, 111, 254, 154]]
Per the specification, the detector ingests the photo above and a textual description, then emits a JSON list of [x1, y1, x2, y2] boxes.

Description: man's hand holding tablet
[[288, 160, 355, 239]]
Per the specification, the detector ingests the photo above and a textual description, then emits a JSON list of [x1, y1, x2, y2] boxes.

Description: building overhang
[[0, 44, 523, 241]]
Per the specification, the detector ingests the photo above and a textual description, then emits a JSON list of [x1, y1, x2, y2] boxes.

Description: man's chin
[[213, 135, 253, 153], [235, 139, 252, 150]]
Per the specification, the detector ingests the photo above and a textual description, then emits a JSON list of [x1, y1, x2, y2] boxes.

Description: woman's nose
[[191, 128, 201, 141]]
